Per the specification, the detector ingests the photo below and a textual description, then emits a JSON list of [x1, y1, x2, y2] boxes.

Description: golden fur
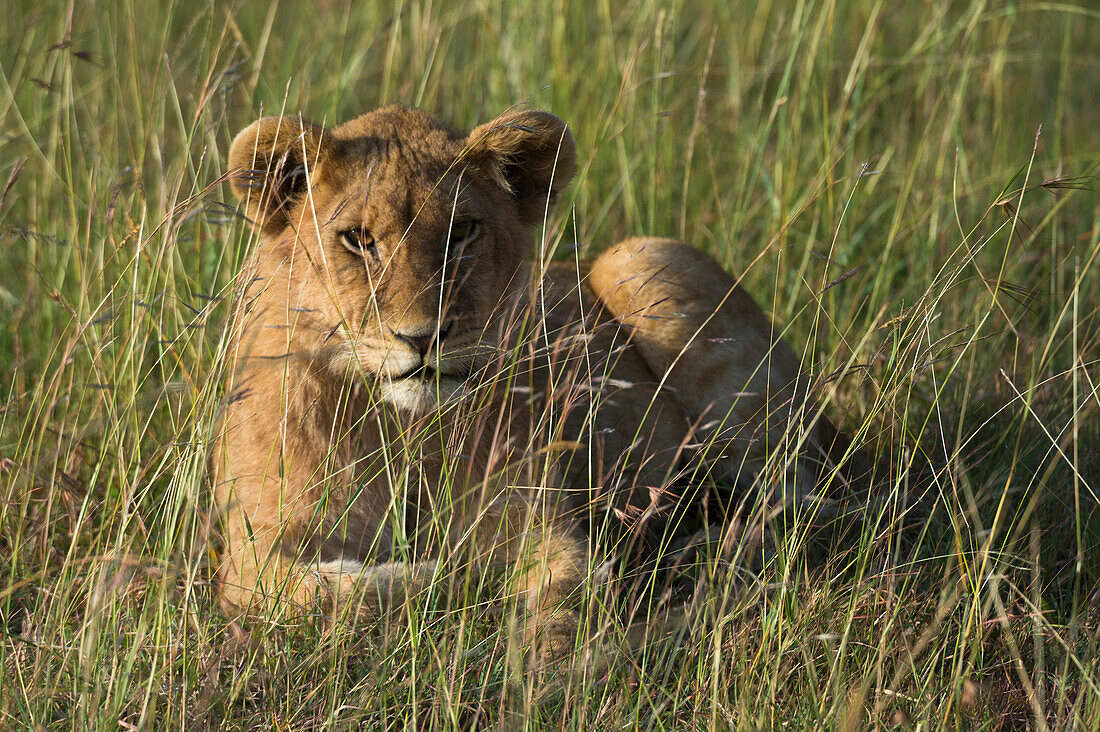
[[213, 105, 834, 653]]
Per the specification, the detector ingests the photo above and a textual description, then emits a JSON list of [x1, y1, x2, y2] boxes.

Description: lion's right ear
[[466, 110, 576, 228], [227, 116, 330, 234]]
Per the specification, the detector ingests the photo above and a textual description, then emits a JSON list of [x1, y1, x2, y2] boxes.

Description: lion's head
[[227, 106, 576, 412]]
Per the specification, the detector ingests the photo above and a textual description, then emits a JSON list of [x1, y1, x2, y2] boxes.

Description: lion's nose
[[394, 321, 453, 358]]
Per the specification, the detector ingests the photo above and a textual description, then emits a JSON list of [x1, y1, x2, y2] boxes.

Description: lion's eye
[[340, 229, 378, 261], [447, 219, 480, 247]]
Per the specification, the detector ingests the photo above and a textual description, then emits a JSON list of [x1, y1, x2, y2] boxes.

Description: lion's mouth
[[393, 364, 436, 382], [381, 362, 472, 413], [390, 363, 471, 383]]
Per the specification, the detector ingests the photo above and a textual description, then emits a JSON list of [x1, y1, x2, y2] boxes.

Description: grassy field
[[2, 0, 1099, 728]]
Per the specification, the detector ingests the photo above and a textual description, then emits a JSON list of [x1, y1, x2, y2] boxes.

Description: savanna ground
[[1, 0, 1098, 728]]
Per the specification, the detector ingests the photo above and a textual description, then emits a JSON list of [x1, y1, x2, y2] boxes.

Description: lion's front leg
[[218, 516, 441, 619], [514, 525, 588, 663], [213, 366, 384, 618], [215, 471, 351, 617], [458, 494, 588, 662]]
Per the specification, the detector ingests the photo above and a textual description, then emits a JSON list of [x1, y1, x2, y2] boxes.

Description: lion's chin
[[379, 376, 467, 413]]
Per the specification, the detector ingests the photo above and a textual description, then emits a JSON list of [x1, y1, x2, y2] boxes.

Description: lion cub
[[214, 105, 834, 651]]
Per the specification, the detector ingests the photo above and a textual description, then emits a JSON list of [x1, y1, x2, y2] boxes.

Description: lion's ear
[[227, 116, 330, 234], [467, 110, 576, 227]]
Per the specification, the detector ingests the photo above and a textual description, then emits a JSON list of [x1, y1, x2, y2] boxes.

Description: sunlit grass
[[1, 0, 1098, 728]]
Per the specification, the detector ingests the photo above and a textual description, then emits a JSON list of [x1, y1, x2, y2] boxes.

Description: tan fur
[[214, 105, 832, 653]]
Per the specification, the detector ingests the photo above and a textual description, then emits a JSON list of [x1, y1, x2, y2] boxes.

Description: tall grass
[[1, 0, 1098, 727]]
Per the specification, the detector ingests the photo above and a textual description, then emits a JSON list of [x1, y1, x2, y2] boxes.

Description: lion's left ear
[[467, 110, 576, 227]]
